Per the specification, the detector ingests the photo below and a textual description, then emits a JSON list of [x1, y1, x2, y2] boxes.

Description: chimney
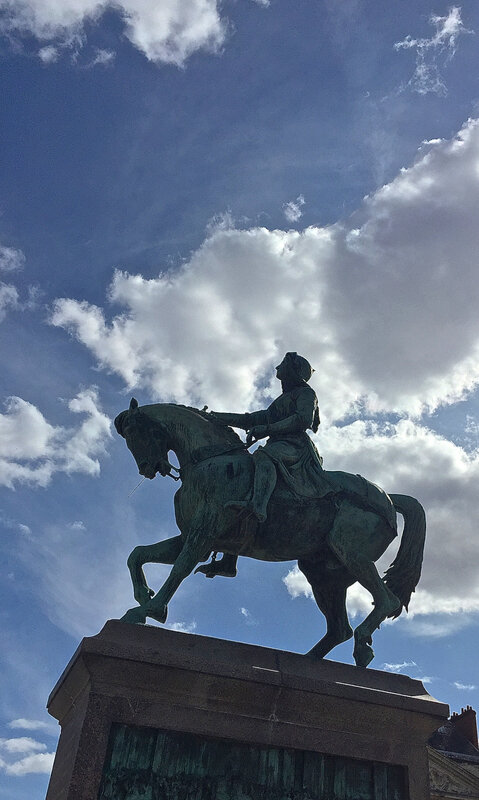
[[451, 706, 479, 749]]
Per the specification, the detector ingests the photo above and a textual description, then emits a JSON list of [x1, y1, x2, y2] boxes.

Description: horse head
[[114, 398, 171, 480]]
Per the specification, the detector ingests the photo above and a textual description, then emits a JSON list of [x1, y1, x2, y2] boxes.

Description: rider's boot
[[195, 553, 238, 578], [224, 450, 277, 523]]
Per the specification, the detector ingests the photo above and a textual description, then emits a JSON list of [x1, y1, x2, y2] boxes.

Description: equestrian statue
[[114, 352, 426, 668]]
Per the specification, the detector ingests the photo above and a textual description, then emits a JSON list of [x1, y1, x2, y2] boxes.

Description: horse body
[[115, 400, 426, 668]]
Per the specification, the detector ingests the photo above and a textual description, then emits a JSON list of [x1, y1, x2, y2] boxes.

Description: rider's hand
[[246, 425, 269, 445]]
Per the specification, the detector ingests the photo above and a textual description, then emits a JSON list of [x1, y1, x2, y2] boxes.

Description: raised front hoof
[[121, 606, 147, 625], [353, 638, 375, 668], [134, 586, 155, 605]]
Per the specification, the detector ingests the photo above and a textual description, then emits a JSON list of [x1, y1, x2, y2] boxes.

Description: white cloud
[[283, 194, 305, 224], [0, 244, 25, 272], [38, 43, 58, 62], [394, 6, 473, 95], [0, 735, 54, 776], [0, 282, 19, 320], [51, 119, 479, 419], [382, 660, 417, 673], [453, 681, 476, 690], [0, 0, 229, 67], [239, 606, 258, 625], [8, 719, 53, 732], [0, 737, 45, 754], [67, 520, 86, 530], [167, 620, 197, 633], [4, 752, 54, 776], [85, 46, 115, 67], [412, 675, 433, 685], [0, 387, 111, 488]]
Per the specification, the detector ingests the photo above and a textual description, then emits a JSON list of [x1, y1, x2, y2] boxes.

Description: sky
[[1, 0, 479, 796]]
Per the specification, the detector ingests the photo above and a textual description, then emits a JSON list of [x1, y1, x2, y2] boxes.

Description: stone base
[[46, 621, 449, 800]]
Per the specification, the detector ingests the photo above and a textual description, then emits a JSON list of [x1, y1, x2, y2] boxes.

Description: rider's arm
[[295, 387, 320, 430], [210, 411, 267, 429], [264, 389, 319, 435]]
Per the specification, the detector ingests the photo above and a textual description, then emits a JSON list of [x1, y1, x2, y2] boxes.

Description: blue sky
[[2, 1, 479, 796]]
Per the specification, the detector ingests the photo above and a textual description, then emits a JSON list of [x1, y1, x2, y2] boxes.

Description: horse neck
[[143, 404, 237, 467]]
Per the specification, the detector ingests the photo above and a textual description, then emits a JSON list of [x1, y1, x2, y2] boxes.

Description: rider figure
[[197, 352, 322, 578]]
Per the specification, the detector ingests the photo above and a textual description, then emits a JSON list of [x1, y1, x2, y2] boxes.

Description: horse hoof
[[148, 604, 168, 624], [121, 607, 147, 625], [305, 645, 326, 660], [353, 641, 375, 668], [134, 587, 155, 604]]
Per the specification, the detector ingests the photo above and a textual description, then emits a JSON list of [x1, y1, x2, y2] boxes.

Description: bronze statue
[[115, 354, 426, 668]]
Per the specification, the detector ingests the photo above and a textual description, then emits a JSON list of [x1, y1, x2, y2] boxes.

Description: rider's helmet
[[286, 352, 314, 382]]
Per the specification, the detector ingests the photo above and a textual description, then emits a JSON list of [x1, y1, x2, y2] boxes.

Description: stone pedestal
[[46, 621, 449, 800]]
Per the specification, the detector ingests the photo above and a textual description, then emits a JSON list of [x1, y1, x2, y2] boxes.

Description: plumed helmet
[[286, 352, 314, 382]]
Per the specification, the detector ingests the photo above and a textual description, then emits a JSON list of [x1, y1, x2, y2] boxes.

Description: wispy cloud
[[382, 660, 418, 673], [8, 719, 56, 734], [240, 607, 258, 626], [67, 520, 86, 531], [453, 681, 476, 690], [394, 6, 473, 95], [166, 621, 197, 633], [0, 245, 25, 273], [283, 194, 305, 223]]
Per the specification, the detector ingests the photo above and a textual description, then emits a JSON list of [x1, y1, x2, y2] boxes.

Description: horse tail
[[383, 494, 426, 618]]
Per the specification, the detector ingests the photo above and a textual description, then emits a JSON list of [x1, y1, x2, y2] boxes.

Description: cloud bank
[[0, 0, 228, 66], [52, 118, 479, 419]]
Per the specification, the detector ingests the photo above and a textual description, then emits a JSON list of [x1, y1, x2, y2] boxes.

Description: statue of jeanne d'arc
[[115, 349, 426, 668], [198, 351, 333, 577]]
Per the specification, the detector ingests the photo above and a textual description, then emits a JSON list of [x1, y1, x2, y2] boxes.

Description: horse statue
[[114, 398, 425, 668]]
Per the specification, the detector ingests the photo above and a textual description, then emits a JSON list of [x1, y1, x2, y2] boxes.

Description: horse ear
[[130, 397, 139, 410]]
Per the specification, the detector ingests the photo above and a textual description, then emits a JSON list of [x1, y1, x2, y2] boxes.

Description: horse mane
[[166, 404, 244, 447], [120, 402, 243, 449]]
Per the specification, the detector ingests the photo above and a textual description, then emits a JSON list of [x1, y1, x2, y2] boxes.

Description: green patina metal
[[98, 724, 406, 800], [115, 353, 427, 667]]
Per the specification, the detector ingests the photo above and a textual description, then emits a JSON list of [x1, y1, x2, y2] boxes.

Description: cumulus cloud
[[8, 719, 53, 732], [49, 117, 479, 631], [51, 118, 479, 419], [0, 387, 111, 488], [0, 737, 54, 776], [0, 0, 229, 67], [394, 6, 473, 95], [4, 752, 54, 776], [284, 413, 479, 627], [283, 194, 305, 223]]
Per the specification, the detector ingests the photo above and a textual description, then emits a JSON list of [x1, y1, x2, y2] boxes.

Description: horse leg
[[127, 535, 183, 605], [328, 501, 400, 668], [122, 529, 212, 625], [299, 559, 353, 659]]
